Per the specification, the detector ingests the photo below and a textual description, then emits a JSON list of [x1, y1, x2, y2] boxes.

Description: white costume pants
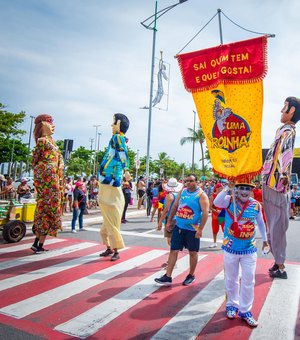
[[224, 251, 257, 313]]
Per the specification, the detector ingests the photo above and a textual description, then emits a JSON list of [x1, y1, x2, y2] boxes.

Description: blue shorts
[[170, 225, 200, 252]]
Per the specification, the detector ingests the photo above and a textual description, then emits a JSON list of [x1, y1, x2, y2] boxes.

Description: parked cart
[[0, 199, 36, 243]]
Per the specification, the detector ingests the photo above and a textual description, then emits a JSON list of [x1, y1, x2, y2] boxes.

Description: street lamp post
[[192, 110, 196, 172], [141, 0, 188, 185], [97, 132, 101, 152], [135, 149, 140, 183], [93, 125, 101, 175], [26, 115, 35, 175]]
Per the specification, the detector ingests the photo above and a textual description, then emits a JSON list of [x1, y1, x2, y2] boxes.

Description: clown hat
[[235, 178, 255, 188]]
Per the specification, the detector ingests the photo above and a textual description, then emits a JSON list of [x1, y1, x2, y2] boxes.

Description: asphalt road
[[58, 204, 300, 262], [0, 204, 299, 339]]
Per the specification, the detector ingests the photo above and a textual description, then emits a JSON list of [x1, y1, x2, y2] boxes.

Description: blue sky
[[1, 0, 300, 166]]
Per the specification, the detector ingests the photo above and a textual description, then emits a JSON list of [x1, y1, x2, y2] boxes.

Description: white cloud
[[1, 0, 299, 167]]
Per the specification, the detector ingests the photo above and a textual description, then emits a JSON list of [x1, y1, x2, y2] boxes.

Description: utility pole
[[89, 138, 94, 175], [89, 138, 94, 151], [26, 115, 35, 174], [135, 149, 140, 182], [192, 110, 196, 172], [93, 125, 101, 175]]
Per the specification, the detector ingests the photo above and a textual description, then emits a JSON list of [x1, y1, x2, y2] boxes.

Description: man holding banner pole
[[176, 36, 271, 326]]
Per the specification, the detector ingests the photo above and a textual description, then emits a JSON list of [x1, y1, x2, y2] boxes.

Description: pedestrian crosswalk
[[0, 236, 299, 339]]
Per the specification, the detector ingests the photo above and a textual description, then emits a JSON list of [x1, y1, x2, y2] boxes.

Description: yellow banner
[[192, 82, 263, 180], [176, 37, 268, 181]]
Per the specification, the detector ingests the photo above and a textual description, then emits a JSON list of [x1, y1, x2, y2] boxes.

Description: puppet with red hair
[[31, 114, 64, 253]]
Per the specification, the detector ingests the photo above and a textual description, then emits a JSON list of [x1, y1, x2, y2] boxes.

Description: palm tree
[[180, 124, 206, 172]]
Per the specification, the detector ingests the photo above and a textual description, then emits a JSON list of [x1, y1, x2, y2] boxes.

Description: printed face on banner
[[176, 36, 268, 181], [210, 90, 251, 153]]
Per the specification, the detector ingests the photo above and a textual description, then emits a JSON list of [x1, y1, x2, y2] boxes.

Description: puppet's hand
[[280, 176, 288, 186]]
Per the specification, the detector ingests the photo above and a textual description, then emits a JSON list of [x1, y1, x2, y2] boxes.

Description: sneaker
[[99, 248, 114, 257], [154, 274, 172, 286], [35, 247, 49, 254], [111, 252, 120, 261], [226, 306, 239, 319], [30, 245, 38, 252], [209, 243, 218, 248], [182, 274, 195, 286], [289, 216, 295, 220], [268, 263, 279, 273], [238, 311, 258, 327], [71, 229, 77, 233], [79, 228, 87, 231], [269, 269, 288, 279]]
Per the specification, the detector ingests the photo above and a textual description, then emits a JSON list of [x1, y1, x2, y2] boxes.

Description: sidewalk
[[60, 203, 146, 226]]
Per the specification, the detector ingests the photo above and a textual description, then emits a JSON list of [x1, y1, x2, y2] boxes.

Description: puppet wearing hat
[[214, 179, 268, 326], [98, 113, 130, 261]]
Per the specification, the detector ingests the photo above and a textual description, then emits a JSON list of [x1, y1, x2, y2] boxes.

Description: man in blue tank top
[[155, 174, 209, 286]]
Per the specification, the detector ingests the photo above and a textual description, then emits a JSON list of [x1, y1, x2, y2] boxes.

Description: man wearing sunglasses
[[214, 181, 268, 327], [154, 174, 209, 286]]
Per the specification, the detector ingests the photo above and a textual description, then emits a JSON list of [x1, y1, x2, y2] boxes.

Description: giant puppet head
[[111, 113, 130, 135], [281, 97, 300, 124], [33, 114, 54, 142]]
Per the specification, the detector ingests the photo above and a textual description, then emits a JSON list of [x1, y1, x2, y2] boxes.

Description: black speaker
[[63, 139, 73, 152], [63, 139, 73, 161]]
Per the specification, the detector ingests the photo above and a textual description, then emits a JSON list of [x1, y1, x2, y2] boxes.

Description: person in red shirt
[[209, 182, 224, 248], [252, 180, 267, 225]]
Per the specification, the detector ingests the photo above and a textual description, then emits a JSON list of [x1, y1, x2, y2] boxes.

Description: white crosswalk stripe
[[151, 271, 225, 340], [250, 264, 300, 340], [55, 254, 207, 338], [0, 238, 299, 339], [0, 237, 66, 253], [0, 241, 96, 270], [0, 249, 168, 318]]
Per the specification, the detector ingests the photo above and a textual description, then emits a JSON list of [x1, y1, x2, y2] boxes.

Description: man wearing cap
[[214, 181, 269, 327], [262, 96, 300, 279], [155, 174, 209, 286], [0, 177, 15, 200], [17, 178, 31, 200]]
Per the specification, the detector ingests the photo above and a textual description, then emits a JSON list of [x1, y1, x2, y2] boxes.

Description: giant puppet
[[31, 114, 64, 253], [262, 97, 300, 279], [98, 113, 130, 261]]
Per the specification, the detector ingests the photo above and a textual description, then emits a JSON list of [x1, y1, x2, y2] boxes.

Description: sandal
[[238, 311, 258, 327], [226, 306, 238, 319]]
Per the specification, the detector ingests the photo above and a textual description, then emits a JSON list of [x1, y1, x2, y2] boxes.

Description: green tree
[[180, 124, 206, 173], [56, 140, 65, 154], [0, 103, 28, 163], [65, 146, 94, 177], [65, 157, 88, 177]]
